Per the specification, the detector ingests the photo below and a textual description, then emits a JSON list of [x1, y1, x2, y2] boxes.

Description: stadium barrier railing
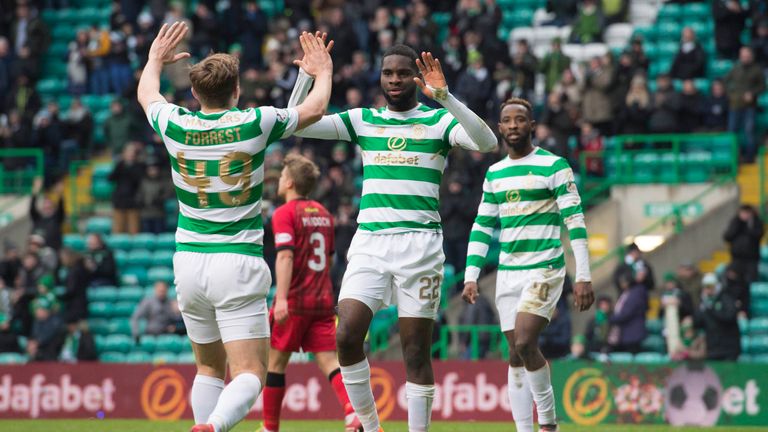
[[0, 148, 43, 195]]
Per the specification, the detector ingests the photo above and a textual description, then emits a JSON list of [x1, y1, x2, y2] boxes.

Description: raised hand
[[148, 22, 191, 65], [414, 51, 448, 100], [293, 31, 334, 78]]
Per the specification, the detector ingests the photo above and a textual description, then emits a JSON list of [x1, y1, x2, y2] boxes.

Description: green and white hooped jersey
[[335, 104, 460, 233], [465, 148, 588, 280], [146, 102, 297, 256]]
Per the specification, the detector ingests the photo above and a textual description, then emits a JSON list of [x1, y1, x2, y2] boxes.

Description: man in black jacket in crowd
[[695, 273, 741, 360], [723, 204, 763, 286]]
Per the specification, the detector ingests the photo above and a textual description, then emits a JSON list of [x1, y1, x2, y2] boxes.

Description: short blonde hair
[[189, 53, 239, 108], [283, 154, 321, 196]]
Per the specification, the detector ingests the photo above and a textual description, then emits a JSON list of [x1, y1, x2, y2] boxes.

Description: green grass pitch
[[2, 420, 768, 432]]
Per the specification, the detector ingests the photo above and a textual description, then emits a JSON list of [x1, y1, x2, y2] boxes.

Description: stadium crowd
[[1, 0, 768, 362]]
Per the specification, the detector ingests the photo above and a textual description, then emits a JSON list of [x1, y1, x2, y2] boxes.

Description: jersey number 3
[[308, 232, 326, 272]]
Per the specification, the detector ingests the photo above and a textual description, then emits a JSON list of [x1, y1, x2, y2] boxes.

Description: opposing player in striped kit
[[137, 23, 334, 432], [288, 46, 497, 431], [461, 98, 595, 432]]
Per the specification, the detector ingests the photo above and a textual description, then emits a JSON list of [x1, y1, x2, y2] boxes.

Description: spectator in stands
[[67, 30, 89, 95], [545, 0, 578, 26], [107, 26, 133, 95], [670, 27, 707, 80], [407, 1, 439, 51], [541, 92, 578, 160], [109, 144, 144, 234], [86, 25, 111, 95], [137, 162, 173, 234], [713, 0, 748, 59], [579, 122, 604, 176], [0, 38, 11, 99], [240, 1, 268, 69], [612, 53, 635, 116], [28, 234, 57, 275], [585, 295, 612, 354], [607, 269, 648, 354], [130, 281, 179, 341], [104, 99, 134, 155], [723, 204, 764, 286], [602, 0, 629, 26], [458, 292, 496, 359], [702, 79, 730, 132], [540, 37, 571, 94], [614, 243, 655, 292], [0, 243, 20, 288], [676, 261, 703, 309], [751, 20, 768, 68], [679, 79, 704, 132], [11, 3, 50, 59], [332, 202, 357, 294], [62, 97, 93, 154], [27, 302, 63, 361], [455, 50, 493, 119], [661, 272, 695, 322], [581, 56, 614, 135], [626, 37, 650, 74], [58, 248, 89, 324], [29, 178, 65, 251], [722, 263, 750, 318], [5, 75, 41, 123], [539, 278, 573, 359], [441, 33, 465, 85], [0, 279, 21, 353], [551, 68, 582, 112], [725, 47, 765, 162], [440, 178, 475, 275], [648, 73, 682, 134], [535, 124, 564, 157], [54, 317, 98, 362], [619, 75, 651, 135], [83, 233, 117, 287], [569, 0, 604, 44], [695, 272, 741, 360], [510, 39, 538, 102]]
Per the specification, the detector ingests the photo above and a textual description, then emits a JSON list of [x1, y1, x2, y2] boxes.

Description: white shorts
[[496, 266, 566, 332], [339, 231, 444, 320], [174, 251, 271, 344]]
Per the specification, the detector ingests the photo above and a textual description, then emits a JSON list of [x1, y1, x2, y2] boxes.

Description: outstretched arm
[[415, 52, 497, 153], [291, 32, 334, 131], [137, 22, 190, 113]]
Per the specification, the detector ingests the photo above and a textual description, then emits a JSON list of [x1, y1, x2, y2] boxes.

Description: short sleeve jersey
[[272, 199, 335, 315], [146, 102, 298, 256]]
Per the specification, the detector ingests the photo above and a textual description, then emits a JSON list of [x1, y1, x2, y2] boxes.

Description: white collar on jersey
[[382, 103, 424, 119]]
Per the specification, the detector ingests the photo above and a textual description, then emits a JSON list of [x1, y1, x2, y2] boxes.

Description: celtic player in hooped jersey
[[461, 98, 595, 432], [137, 23, 334, 432], [289, 46, 497, 432]]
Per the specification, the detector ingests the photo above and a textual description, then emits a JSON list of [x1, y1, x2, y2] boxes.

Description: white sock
[[405, 382, 435, 432], [507, 367, 534, 432], [340, 359, 379, 432], [208, 372, 263, 432], [191, 375, 225, 424], [525, 364, 557, 426]]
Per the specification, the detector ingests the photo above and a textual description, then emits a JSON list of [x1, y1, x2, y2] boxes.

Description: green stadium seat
[[632, 27, 656, 43], [108, 318, 132, 335], [631, 153, 659, 183], [92, 162, 113, 180], [103, 334, 134, 353], [125, 351, 153, 363], [36, 78, 67, 96], [642, 42, 658, 59], [687, 21, 709, 39], [151, 250, 175, 267], [87, 286, 118, 302], [115, 250, 128, 267], [609, 352, 634, 363], [656, 41, 679, 59], [694, 78, 711, 95], [127, 249, 153, 267], [52, 25, 76, 40], [41, 9, 57, 22], [47, 42, 69, 58], [656, 21, 682, 40], [156, 232, 176, 250], [56, 9, 78, 24], [641, 335, 666, 353], [148, 266, 175, 284], [634, 352, 667, 364], [87, 318, 110, 336], [752, 299, 768, 316], [742, 336, 752, 354], [64, 234, 85, 252], [647, 319, 667, 335], [751, 354, 768, 364], [113, 302, 137, 318], [750, 335, 768, 354], [42, 61, 68, 79], [177, 352, 196, 364], [132, 233, 157, 250], [155, 334, 186, 353], [138, 335, 157, 353], [105, 234, 132, 251], [657, 4, 683, 21], [118, 286, 145, 303], [432, 12, 451, 26], [91, 179, 113, 201], [85, 217, 112, 235], [88, 301, 111, 318], [152, 351, 178, 363], [100, 352, 126, 363], [94, 109, 110, 127], [752, 282, 768, 298], [683, 3, 710, 19], [740, 317, 749, 332], [709, 59, 734, 78], [750, 318, 768, 335], [0, 353, 28, 364]]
